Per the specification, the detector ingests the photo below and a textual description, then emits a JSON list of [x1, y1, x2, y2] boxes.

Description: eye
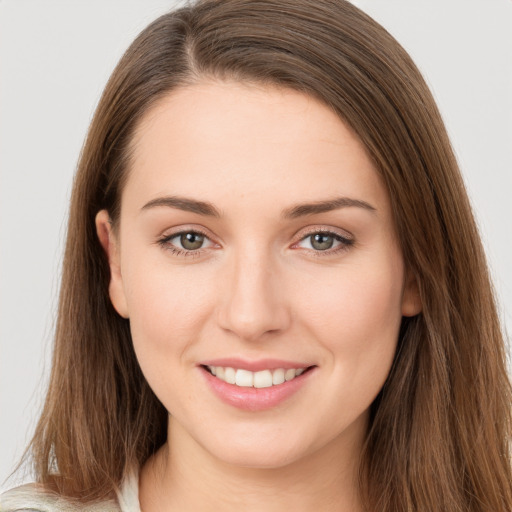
[[158, 229, 216, 255], [295, 230, 354, 253], [177, 232, 206, 250]]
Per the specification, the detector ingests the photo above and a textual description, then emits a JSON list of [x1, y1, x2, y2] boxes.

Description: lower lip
[[199, 366, 315, 411]]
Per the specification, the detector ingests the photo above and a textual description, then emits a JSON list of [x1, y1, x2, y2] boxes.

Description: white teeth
[[224, 367, 236, 385], [235, 369, 253, 387], [254, 370, 273, 388], [206, 365, 309, 388], [285, 369, 296, 381], [272, 368, 285, 385]]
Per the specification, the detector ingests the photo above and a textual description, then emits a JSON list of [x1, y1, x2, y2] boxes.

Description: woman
[[2, 0, 511, 511]]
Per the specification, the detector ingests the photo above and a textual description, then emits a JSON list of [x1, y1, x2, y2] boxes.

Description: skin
[[96, 81, 421, 512]]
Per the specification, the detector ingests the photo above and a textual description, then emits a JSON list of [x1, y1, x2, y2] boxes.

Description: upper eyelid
[[164, 231, 213, 244], [158, 225, 216, 242], [293, 225, 354, 242]]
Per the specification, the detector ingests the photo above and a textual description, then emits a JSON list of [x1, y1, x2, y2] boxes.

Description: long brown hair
[[26, 0, 512, 509]]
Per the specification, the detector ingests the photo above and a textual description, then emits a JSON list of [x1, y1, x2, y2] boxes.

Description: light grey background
[[1, 0, 511, 490]]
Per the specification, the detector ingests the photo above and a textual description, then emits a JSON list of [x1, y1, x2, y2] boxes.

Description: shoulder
[[0, 484, 121, 512], [0, 471, 139, 512]]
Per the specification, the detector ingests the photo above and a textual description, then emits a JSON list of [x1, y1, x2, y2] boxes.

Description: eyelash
[[157, 228, 213, 258], [157, 228, 354, 258], [293, 229, 354, 257]]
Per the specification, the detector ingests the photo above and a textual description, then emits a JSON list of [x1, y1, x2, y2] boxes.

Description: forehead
[[124, 81, 388, 216]]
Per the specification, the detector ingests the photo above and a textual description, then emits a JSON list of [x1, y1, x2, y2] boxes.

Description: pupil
[[181, 232, 204, 250], [311, 233, 333, 250]]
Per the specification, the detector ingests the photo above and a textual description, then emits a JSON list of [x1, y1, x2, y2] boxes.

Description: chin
[[200, 429, 319, 470], [215, 447, 305, 470]]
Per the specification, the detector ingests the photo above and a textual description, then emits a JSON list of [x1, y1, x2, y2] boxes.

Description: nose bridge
[[218, 243, 289, 341]]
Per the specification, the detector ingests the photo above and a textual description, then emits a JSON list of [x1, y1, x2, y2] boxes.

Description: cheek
[[121, 256, 215, 379], [299, 256, 404, 339], [296, 253, 404, 397]]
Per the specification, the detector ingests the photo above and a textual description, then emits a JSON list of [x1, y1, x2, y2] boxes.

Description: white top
[[0, 471, 141, 512], [117, 471, 141, 512]]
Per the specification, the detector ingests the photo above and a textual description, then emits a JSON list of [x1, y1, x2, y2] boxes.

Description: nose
[[217, 249, 291, 342]]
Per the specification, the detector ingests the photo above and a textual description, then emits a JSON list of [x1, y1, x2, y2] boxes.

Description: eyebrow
[[140, 195, 376, 218], [282, 197, 376, 219], [141, 196, 221, 217]]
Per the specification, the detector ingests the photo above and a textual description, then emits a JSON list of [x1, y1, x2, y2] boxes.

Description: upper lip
[[199, 357, 314, 372]]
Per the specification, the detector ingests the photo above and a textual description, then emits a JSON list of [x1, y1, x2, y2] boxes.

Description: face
[[96, 81, 421, 470]]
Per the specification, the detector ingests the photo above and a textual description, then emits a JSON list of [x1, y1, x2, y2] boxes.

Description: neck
[[139, 415, 366, 512]]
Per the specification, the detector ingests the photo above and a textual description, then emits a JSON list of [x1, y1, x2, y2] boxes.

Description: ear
[[401, 269, 422, 317], [95, 210, 129, 319]]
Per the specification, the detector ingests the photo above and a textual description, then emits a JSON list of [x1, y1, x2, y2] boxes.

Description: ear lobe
[[401, 269, 422, 317], [95, 210, 129, 319]]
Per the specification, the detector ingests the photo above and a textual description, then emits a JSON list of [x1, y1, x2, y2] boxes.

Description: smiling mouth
[[202, 365, 315, 388]]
